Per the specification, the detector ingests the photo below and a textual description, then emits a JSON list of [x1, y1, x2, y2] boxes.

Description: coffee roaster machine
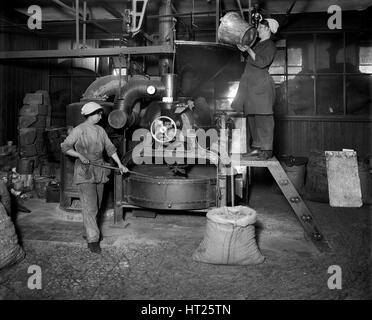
[[60, 3, 258, 222], [108, 41, 248, 223]]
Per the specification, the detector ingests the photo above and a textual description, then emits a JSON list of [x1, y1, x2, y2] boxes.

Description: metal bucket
[[34, 177, 51, 198], [273, 156, 308, 195], [280, 157, 308, 192], [17, 158, 35, 174], [218, 12, 257, 47]]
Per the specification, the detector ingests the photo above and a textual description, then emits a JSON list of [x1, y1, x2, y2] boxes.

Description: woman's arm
[[237, 42, 276, 68], [111, 152, 128, 174], [237, 44, 255, 59], [246, 46, 256, 61], [65, 149, 89, 163], [250, 42, 276, 68], [100, 128, 128, 174]]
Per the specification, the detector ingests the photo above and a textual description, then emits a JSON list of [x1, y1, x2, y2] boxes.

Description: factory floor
[[0, 178, 371, 300]]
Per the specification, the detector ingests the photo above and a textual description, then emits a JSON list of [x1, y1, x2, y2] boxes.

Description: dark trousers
[[247, 115, 274, 151], [77, 183, 104, 243]]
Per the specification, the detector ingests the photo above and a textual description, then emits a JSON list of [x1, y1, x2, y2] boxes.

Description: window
[[269, 49, 285, 74], [359, 46, 372, 73], [316, 75, 343, 114], [287, 48, 303, 74], [287, 34, 315, 73], [272, 31, 372, 117], [272, 75, 286, 115], [346, 31, 372, 74], [288, 75, 314, 115], [316, 33, 344, 73], [346, 75, 372, 115]]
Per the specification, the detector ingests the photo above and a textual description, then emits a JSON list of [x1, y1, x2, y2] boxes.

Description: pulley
[[150, 116, 177, 144]]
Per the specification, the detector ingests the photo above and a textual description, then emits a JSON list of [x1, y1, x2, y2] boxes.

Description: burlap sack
[[193, 206, 265, 265], [0, 202, 25, 270], [0, 181, 11, 214]]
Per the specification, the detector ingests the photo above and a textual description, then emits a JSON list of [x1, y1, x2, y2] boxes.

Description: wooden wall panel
[[274, 119, 371, 159], [273, 119, 290, 156], [309, 121, 324, 152], [0, 33, 49, 145]]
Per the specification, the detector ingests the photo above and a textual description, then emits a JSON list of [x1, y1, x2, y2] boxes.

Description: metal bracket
[[125, 0, 149, 36]]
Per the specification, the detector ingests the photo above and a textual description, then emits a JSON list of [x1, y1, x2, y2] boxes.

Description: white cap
[[81, 101, 103, 115], [266, 18, 279, 34]]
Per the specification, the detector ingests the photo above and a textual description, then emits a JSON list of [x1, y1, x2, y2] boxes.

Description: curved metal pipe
[[81, 75, 124, 101], [108, 78, 166, 129]]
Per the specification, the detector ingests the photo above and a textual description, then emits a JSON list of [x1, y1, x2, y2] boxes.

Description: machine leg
[[112, 172, 126, 226], [110, 205, 130, 229], [114, 205, 124, 224]]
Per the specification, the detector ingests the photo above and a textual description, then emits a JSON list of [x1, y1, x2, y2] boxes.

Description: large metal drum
[[123, 164, 217, 210], [218, 12, 257, 47]]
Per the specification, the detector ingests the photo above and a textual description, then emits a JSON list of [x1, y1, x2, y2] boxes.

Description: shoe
[[246, 148, 260, 157], [257, 150, 273, 160], [88, 242, 101, 254]]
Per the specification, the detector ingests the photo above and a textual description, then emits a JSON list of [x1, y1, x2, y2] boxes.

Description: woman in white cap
[[231, 18, 278, 160], [61, 101, 128, 254]]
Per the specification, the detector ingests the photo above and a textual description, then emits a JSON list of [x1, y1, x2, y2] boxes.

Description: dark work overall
[[231, 38, 277, 151]]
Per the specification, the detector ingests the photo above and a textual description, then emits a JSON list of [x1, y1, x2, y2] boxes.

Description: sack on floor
[[193, 206, 265, 265], [0, 181, 11, 214], [0, 202, 25, 270]]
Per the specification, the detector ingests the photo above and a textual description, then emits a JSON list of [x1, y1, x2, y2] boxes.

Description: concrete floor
[[0, 182, 371, 300]]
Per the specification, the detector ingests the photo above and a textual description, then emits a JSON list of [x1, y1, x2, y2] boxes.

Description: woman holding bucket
[[61, 102, 128, 254], [231, 18, 279, 160]]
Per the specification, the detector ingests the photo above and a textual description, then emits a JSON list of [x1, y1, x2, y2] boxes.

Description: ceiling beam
[[0, 8, 44, 36], [52, 0, 84, 18], [0, 45, 174, 60], [51, 0, 113, 36]]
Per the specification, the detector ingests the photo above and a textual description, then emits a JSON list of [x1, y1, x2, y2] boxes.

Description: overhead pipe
[[159, 0, 173, 75], [107, 0, 176, 130], [81, 75, 125, 101], [5, 9, 240, 30]]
